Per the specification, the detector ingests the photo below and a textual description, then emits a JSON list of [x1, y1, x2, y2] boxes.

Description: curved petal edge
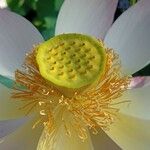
[[55, 0, 118, 39]]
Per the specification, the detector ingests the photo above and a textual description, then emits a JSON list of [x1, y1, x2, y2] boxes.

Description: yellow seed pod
[[36, 33, 106, 89]]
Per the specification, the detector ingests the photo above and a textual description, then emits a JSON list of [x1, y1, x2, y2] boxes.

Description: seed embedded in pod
[[36, 33, 106, 89]]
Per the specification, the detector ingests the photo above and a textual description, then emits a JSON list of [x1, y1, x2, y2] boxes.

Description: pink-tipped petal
[[55, 0, 118, 39], [0, 9, 43, 79], [129, 76, 150, 89], [104, 0, 150, 74]]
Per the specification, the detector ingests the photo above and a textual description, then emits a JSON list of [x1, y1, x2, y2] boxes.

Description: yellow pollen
[[12, 33, 130, 141]]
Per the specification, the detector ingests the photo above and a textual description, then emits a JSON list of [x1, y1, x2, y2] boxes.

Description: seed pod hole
[[68, 68, 73, 72], [66, 60, 71, 64], [58, 72, 64, 76], [36, 33, 106, 88], [70, 41, 75, 45]]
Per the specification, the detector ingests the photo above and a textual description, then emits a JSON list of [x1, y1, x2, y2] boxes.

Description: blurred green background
[[6, 0, 64, 39], [6, 0, 139, 40]]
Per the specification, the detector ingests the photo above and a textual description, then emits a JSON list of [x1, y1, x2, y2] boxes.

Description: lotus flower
[[0, 0, 150, 150]]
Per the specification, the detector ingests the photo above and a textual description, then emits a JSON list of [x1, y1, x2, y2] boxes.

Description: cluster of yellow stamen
[[12, 38, 130, 141]]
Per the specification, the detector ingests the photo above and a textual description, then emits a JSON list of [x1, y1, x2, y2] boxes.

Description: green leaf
[[55, 0, 64, 11], [44, 17, 56, 28], [130, 0, 138, 5], [6, 0, 28, 16], [36, 0, 54, 18], [25, 0, 37, 10], [6, 0, 64, 40], [42, 28, 55, 40], [0, 75, 15, 89]]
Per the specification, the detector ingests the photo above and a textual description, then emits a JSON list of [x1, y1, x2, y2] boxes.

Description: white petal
[[0, 83, 27, 120], [104, 0, 150, 74], [116, 85, 150, 119], [0, 117, 29, 138], [0, 9, 44, 79], [55, 0, 118, 39], [106, 113, 150, 150], [90, 129, 120, 150], [0, 117, 43, 150]]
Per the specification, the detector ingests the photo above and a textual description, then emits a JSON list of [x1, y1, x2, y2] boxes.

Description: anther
[[74, 92, 78, 95], [42, 89, 50, 95], [59, 95, 64, 103], [40, 110, 46, 116], [38, 101, 45, 106]]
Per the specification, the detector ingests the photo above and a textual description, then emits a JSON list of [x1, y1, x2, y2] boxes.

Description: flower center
[[12, 33, 130, 141], [36, 33, 106, 88]]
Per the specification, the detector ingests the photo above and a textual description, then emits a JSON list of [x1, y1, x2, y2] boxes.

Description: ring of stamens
[[12, 34, 130, 141]]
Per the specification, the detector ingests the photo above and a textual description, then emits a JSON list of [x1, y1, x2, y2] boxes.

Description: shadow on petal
[[90, 129, 121, 150], [0, 116, 43, 150], [0, 117, 29, 138], [115, 85, 150, 120], [106, 113, 150, 150], [0, 83, 27, 120], [0, 9, 43, 79]]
